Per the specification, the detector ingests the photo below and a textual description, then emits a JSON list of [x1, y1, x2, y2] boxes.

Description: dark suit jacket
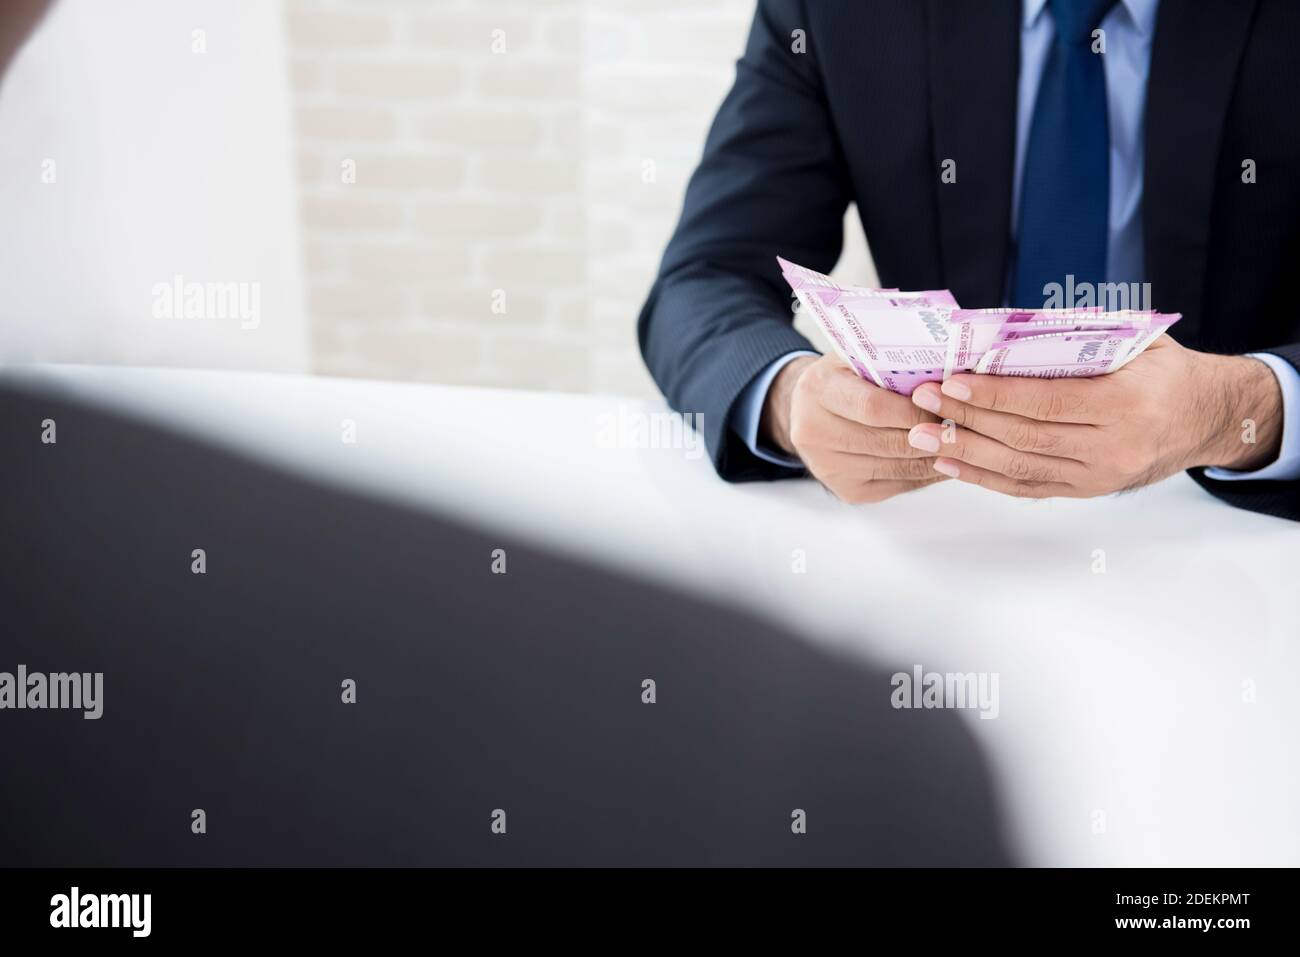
[[638, 0, 1300, 521]]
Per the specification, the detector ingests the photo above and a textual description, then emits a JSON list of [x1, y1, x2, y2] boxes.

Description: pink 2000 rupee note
[[788, 285, 882, 384], [775, 256, 1177, 391], [778, 257, 958, 393], [1108, 320, 1179, 370], [974, 330, 1144, 377], [944, 309, 1178, 379], [987, 312, 1181, 374]]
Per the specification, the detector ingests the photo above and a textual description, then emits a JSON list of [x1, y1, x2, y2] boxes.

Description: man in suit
[[639, 0, 1300, 521]]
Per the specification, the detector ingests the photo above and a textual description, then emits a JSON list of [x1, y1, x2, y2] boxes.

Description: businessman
[[639, 0, 1300, 521]]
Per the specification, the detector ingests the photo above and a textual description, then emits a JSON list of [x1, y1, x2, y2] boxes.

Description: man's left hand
[[905, 336, 1284, 499]]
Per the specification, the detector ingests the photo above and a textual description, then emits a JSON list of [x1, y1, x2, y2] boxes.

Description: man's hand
[[761, 354, 949, 503], [905, 335, 1284, 499]]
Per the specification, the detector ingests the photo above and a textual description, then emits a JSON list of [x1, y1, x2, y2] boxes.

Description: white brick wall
[[583, 0, 754, 395], [289, 0, 873, 396]]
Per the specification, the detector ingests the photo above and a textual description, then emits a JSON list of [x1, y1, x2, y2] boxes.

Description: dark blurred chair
[[0, 382, 1013, 866]]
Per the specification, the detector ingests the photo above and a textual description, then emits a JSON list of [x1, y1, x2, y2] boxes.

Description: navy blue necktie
[[1012, 0, 1117, 307]]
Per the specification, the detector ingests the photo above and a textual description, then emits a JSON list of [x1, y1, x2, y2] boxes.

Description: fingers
[[911, 382, 1094, 458], [912, 384, 1012, 434], [815, 449, 949, 483], [818, 363, 937, 429], [792, 410, 933, 459], [930, 457, 1078, 499], [919, 374, 1107, 425], [828, 473, 950, 506], [804, 449, 949, 504], [907, 423, 1084, 485]]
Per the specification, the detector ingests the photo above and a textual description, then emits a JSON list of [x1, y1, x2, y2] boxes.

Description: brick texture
[[288, 0, 873, 397]]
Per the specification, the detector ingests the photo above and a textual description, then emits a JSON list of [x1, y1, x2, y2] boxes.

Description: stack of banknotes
[[778, 257, 1180, 396]]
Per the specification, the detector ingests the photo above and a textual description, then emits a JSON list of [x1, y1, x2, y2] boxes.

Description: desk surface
[[5, 363, 1298, 866]]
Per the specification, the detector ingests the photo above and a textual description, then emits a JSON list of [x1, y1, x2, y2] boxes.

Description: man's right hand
[[760, 354, 949, 503]]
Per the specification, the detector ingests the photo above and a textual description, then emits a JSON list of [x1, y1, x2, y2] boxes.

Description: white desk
[[5, 363, 1298, 866]]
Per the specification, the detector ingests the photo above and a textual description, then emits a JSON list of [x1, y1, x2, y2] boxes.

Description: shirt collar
[[1024, 0, 1159, 37]]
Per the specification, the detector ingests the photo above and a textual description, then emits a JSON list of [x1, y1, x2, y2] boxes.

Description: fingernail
[[911, 386, 941, 413], [940, 379, 972, 401], [908, 426, 941, 453], [933, 459, 960, 478]]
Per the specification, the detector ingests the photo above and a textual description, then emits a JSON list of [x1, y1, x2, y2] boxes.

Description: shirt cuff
[[729, 351, 820, 469], [1203, 353, 1300, 482]]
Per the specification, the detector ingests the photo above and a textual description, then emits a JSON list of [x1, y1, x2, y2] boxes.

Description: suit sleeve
[[1188, 344, 1300, 522], [636, 0, 850, 482]]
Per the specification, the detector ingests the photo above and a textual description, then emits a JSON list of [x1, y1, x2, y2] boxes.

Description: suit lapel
[[926, 0, 1021, 307], [1144, 0, 1258, 344]]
